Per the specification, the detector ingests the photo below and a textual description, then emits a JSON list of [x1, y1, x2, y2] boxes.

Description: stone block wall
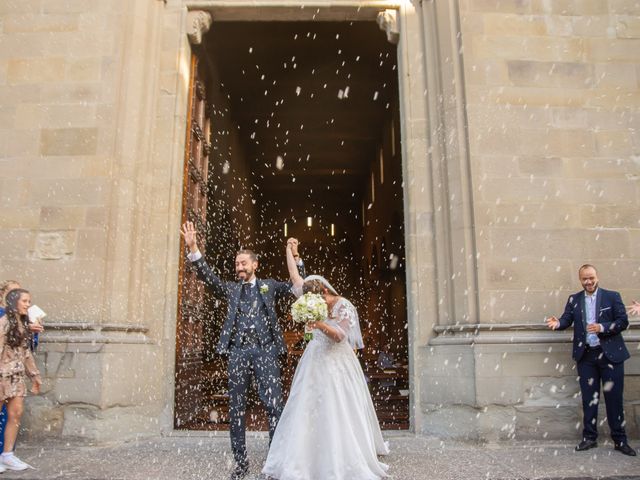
[[0, 0, 179, 440], [460, 0, 640, 321], [418, 0, 640, 440], [0, 0, 120, 319]]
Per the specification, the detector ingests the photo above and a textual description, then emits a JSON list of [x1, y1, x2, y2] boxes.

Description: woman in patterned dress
[[0, 289, 42, 471]]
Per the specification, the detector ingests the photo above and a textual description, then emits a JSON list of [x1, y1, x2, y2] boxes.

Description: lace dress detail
[[331, 298, 365, 349]]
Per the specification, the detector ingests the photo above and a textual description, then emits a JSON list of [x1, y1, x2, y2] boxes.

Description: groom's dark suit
[[190, 255, 303, 472], [556, 287, 630, 445]]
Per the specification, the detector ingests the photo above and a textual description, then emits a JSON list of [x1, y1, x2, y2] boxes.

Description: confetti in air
[[337, 86, 350, 99]]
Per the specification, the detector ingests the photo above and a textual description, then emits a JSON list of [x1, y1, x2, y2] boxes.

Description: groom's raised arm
[[180, 221, 226, 298]]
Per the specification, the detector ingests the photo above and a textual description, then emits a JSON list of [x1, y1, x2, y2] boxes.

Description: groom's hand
[[180, 221, 199, 253]]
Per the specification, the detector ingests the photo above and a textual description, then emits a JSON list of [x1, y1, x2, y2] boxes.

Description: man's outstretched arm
[[180, 221, 226, 298]]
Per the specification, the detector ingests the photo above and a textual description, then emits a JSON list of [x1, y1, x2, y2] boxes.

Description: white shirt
[[585, 288, 601, 345]]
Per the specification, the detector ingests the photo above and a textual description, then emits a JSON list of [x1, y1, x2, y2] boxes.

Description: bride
[[261, 241, 389, 480]]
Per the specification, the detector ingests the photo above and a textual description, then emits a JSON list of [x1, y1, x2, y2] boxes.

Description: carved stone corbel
[[377, 9, 399, 45], [187, 10, 212, 45]]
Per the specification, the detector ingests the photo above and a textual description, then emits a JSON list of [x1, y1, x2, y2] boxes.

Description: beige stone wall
[[415, 0, 640, 440], [395, 0, 640, 440], [460, 0, 640, 322], [0, 0, 118, 321], [0, 0, 179, 439]]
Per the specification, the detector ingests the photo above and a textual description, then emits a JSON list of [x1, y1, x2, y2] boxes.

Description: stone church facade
[[0, 0, 638, 441]]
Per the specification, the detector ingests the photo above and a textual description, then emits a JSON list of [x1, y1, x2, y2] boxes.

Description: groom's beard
[[237, 269, 253, 281]]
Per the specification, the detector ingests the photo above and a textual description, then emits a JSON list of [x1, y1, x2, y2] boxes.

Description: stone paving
[[0, 433, 638, 480]]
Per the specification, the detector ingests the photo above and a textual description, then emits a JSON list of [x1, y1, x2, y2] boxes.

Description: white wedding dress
[[262, 297, 389, 480]]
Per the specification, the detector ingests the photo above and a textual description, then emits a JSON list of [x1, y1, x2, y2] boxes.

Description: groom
[[180, 222, 303, 479]]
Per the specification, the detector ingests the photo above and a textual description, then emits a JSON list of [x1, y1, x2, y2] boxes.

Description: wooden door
[[175, 54, 212, 428]]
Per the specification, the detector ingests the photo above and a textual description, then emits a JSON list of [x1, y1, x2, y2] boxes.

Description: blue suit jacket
[[557, 288, 630, 364], [191, 258, 301, 355]]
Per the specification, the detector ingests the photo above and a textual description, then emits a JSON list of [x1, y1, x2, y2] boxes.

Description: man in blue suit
[[180, 222, 304, 479], [546, 264, 636, 456]]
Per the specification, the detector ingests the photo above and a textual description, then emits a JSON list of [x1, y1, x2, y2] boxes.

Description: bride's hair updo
[[303, 279, 325, 295]]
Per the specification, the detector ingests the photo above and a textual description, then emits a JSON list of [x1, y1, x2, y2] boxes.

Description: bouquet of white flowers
[[291, 292, 328, 341]]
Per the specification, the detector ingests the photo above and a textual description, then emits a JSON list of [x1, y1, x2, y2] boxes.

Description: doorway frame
[[157, 0, 477, 436]]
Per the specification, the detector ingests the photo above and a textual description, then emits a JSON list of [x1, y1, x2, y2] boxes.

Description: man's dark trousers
[[228, 343, 283, 469], [578, 346, 626, 444]]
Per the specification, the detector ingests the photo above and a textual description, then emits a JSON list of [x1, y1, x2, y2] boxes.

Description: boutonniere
[[260, 284, 269, 294]]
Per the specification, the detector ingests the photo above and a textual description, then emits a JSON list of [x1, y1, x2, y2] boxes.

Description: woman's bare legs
[[3, 397, 23, 453]]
